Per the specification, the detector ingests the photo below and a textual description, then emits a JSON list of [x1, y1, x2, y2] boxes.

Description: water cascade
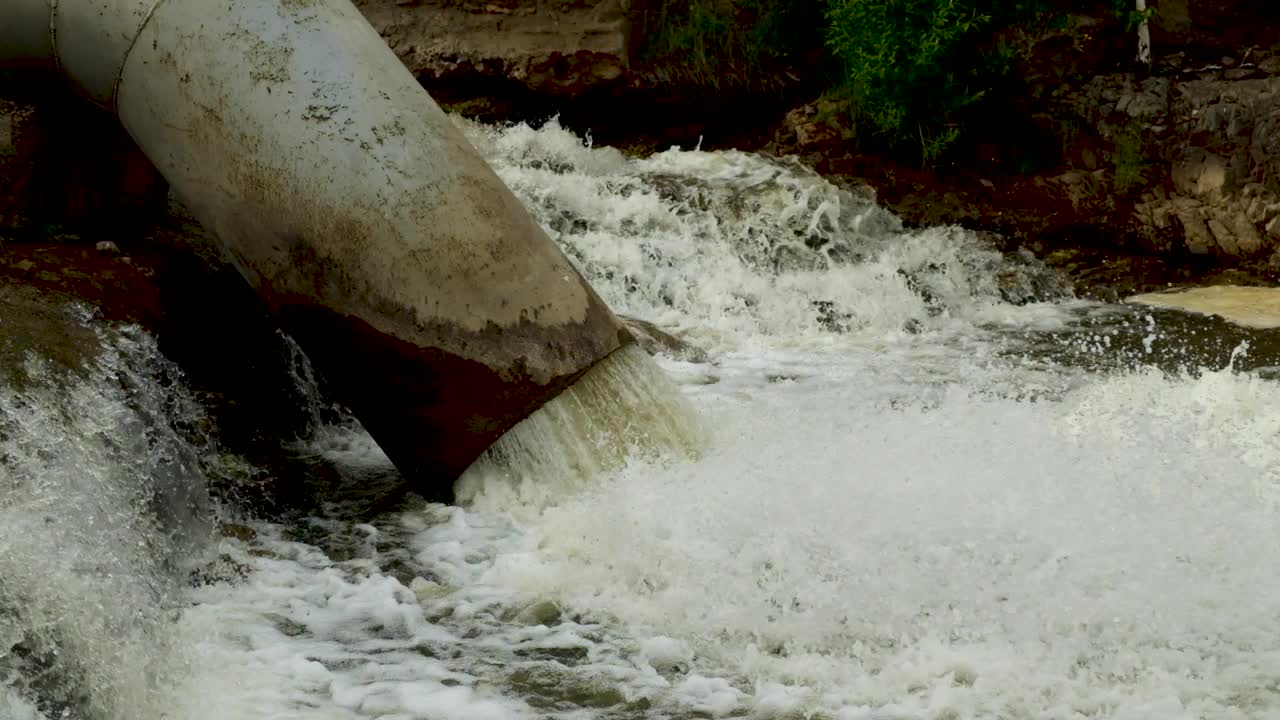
[[6, 118, 1280, 718], [0, 308, 213, 720], [0, 0, 644, 500], [457, 343, 705, 510]]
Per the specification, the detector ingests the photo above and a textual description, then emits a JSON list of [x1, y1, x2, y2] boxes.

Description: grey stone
[[1207, 217, 1237, 254], [620, 315, 709, 364], [1176, 207, 1215, 254], [1267, 216, 1280, 238], [1232, 214, 1265, 254], [1251, 116, 1280, 184], [1121, 78, 1170, 120]]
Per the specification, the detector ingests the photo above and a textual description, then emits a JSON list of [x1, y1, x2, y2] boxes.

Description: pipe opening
[[455, 343, 705, 512]]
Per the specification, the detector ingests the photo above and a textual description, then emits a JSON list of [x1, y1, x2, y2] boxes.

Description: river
[[5, 119, 1280, 720]]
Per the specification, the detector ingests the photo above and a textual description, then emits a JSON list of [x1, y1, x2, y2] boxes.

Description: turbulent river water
[[7, 118, 1280, 720]]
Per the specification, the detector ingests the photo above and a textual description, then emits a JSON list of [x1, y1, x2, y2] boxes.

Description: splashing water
[[10, 119, 1280, 720], [0, 323, 212, 720], [456, 343, 705, 512]]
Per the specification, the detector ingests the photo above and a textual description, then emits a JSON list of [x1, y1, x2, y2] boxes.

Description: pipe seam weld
[[109, 0, 168, 111], [48, 0, 60, 75]]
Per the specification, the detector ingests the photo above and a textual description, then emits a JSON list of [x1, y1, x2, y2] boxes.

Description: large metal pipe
[[1, 0, 632, 500]]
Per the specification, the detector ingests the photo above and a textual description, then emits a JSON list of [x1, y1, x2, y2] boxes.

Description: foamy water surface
[[5, 120, 1280, 720]]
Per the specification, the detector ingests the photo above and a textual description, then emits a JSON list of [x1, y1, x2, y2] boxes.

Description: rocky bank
[[8, 1, 1279, 292], [355, 0, 1280, 296], [3, 0, 1280, 396]]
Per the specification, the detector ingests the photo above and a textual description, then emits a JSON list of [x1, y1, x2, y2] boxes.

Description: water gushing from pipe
[[456, 344, 705, 512]]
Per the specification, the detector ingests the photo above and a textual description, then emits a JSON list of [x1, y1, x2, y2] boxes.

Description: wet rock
[[514, 645, 590, 664], [266, 614, 308, 637], [94, 240, 120, 255], [219, 523, 258, 542], [507, 665, 626, 709], [515, 599, 563, 626], [1039, 246, 1217, 301], [410, 576, 447, 602], [0, 283, 105, 387], [771, 96, 855, 157], [189, 553, 252, 586], [619, 315, 709, 363], [0, 212, 329, 517]]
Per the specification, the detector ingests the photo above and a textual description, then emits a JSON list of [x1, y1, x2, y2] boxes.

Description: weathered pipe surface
[[1, 0, 632, 500]]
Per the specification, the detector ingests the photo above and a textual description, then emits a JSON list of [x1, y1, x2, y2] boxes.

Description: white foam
[[0, 686, 45, 720], [191, 348, 1280, 719], [458, 117, 1071, 353], [14, 118, 1280, 720], [470, 361, 1280, 718], [639, 636, 692, 673], [0, 329, 212, 720], [456, 344, 704, 512]]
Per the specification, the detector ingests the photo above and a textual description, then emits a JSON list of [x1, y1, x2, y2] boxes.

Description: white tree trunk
[[1136, 0, 1152, 66]]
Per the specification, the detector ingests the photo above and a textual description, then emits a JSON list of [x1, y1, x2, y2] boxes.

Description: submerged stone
[[619, 314, 709, 363], [507, 665, 627, 709], [514, 599, 563, 626]]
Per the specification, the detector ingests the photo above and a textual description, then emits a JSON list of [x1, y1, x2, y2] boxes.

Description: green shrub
[[640, 0, 1136, 165], [636, 0, 825, 89], [1105, 0, 1154, 31], [823, 0, 1008, 160], [1111, 121, 1148, 194]]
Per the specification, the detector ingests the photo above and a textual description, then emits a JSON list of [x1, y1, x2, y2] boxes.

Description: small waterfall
[[455, 343, 705, 511], [279, 331, 347, 435], [0, 324, 213, 719], [458, 117, 1072, 351]]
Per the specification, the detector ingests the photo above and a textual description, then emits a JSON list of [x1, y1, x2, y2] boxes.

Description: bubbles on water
[[9, 115, 1279, 720], [1005, 302, 1280, 381], [0, 685, 45, 720], [456, 344, 705, 512], [476, 361, 1280, 719], [0, 324, 215, 719], [458, 117, 1072, 352]]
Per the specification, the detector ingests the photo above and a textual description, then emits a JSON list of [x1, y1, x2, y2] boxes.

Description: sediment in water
[[1128, 285, 1280, 329], [454, 343, 704, 510]]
